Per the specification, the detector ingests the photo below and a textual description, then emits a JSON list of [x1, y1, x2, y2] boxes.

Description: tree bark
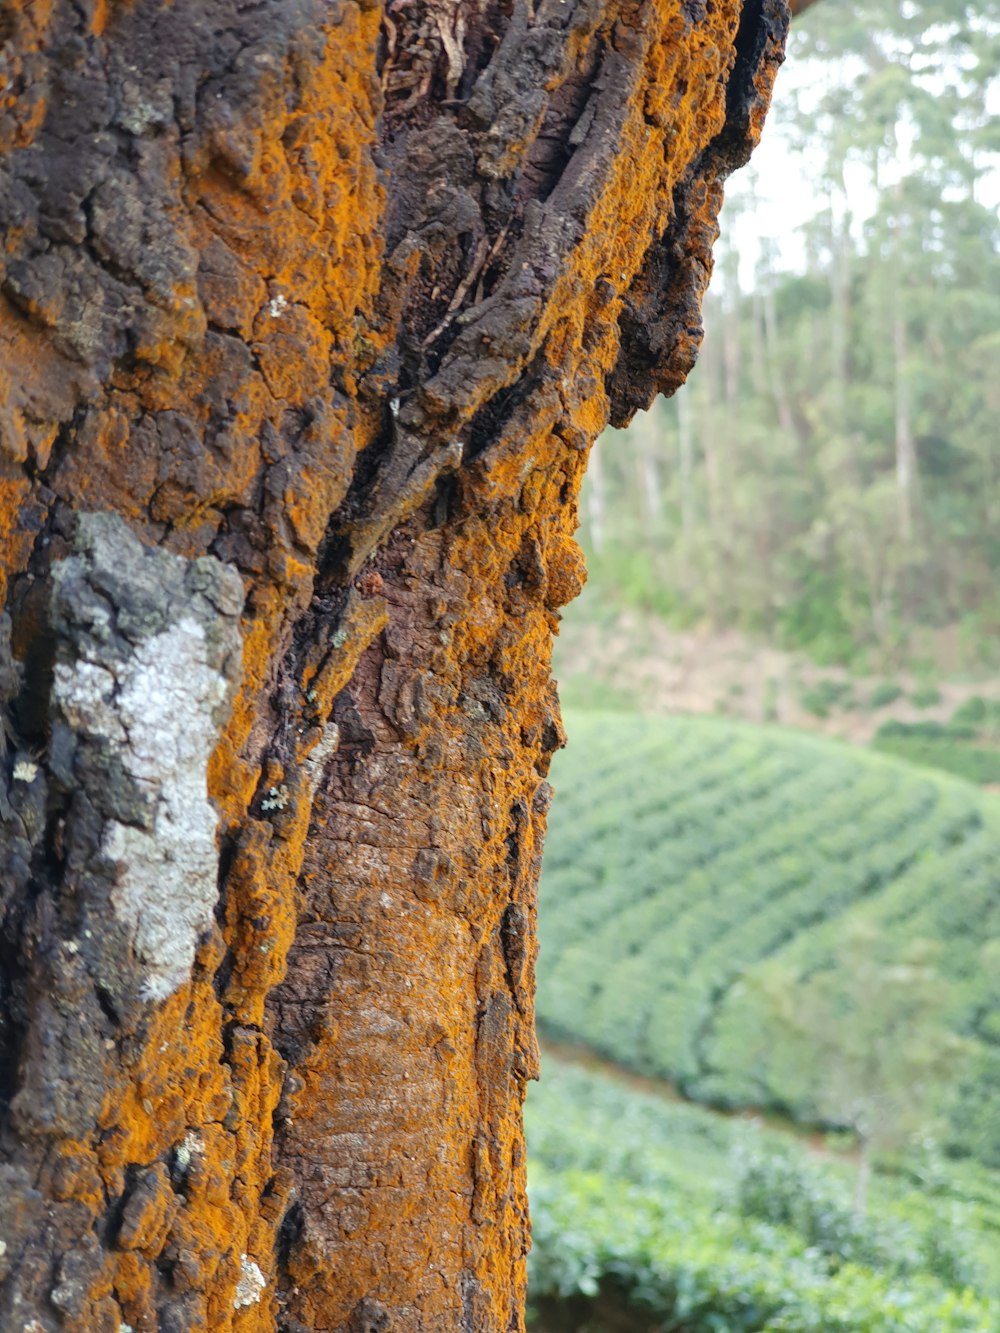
[[0, 2, 787, 1330]]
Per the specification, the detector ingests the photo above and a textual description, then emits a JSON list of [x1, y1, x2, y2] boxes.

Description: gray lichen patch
[[49, 512, 244, 1002], [233, 1255, 266, 1309], [57, 617, 229, 1000], [302, 721, 340, 795]]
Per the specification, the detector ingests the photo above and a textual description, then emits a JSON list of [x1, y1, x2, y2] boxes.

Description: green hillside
[[538, 711, 1000, 1164], [526, 1058, 1000, 1331]]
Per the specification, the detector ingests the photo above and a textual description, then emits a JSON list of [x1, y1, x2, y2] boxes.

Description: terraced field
[[526, 1058, 1000, 1331], [537, 712, 1000, 1164]]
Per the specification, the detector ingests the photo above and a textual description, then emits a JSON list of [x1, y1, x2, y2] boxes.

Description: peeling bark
[[0, 1, 786, 1329]]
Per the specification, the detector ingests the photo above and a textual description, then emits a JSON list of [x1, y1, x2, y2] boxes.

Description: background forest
[[583, 0, 1000, 677], [527, 3, 1000, 1330]]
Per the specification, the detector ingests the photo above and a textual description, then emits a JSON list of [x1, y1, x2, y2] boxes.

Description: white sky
[[721, 42, 1000, 289]]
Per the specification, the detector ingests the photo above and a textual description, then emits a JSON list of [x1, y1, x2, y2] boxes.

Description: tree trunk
[[721, 252, 742, 410], [830, 197, 851, 398], [762, 277, 796, 439], [853, 1136, 873, 1218], [894, 307, 916, 544], [0, 2, 787, 1330], [636, 424, 663, 536], [750, 290, 767, 397], [676, 387, 697, 537]]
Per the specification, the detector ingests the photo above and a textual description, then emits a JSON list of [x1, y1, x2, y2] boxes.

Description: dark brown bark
[[0, 1, 786, 1329]]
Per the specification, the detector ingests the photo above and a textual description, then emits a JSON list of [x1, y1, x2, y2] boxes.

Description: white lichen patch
[[54, 616, 230, 1002], [183, 1129, 204, 1155], [12, 760, 38, 783], [233, 1255, 266, 1309], [303, 722, 340, 795], [260, 784, 289, 813], [53, 659, 121, 738], [174, 1130, 204, 1172]]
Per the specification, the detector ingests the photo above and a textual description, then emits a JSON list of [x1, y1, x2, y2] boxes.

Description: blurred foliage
[[911, 684, 944, 708], [742, 920, 970, 1212], [538, 711, 1000, 1165], [873, 698, 1000, 781], [532, 7, 1000, 1327], [579, 0, 1000, 675], [526, 1061, 1000, 1330], [798, 678, 857, 716]]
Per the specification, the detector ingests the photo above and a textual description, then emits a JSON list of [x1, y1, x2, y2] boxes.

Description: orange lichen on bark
[[270, 428, 586, 1326], [0, 0, 785, 1327], [0, 3, 386, 1328]]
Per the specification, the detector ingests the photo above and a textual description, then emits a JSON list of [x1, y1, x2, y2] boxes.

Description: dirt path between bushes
[[539, 1035, 857, 1164], [555, 609, 1000, 745]]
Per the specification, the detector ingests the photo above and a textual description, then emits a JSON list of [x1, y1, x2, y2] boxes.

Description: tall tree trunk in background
[[894, 305, 916, 544], [634, 417, 663, 537], [888, 171, 915, 546], [721, 251, 742, 409], [677, 387, 697, 536], [585, 441, 607, 557], [750, 290, 768, 396], [762, 277, 796, 438], [853, 1136, 873, 1219], [0, 2, 786, 1329], [830, 199, 851, 399], [698, 306, 726, 546]]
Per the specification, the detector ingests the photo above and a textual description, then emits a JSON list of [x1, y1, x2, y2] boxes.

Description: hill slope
[[538, 712, 1000, 1163], [526, 1057, 1000, 1331]]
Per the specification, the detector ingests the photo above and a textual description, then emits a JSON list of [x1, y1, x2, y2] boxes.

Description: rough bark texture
[[0, 1, 786, 1330]]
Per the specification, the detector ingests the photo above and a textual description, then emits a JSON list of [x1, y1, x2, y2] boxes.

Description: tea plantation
[[526, 1059, 1000, 1331], [537, 712, 1000, 1165]]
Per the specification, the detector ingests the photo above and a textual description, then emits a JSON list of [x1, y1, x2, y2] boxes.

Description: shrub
[[868, 681, 904, 709], [872, 730, 1000, 786], [730, 1149, 893, 1269], [527, 1168, 998, 1332], [952, 696, 989, 727], [911, 684, 943, 708], [799, 678, 855, 717]]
